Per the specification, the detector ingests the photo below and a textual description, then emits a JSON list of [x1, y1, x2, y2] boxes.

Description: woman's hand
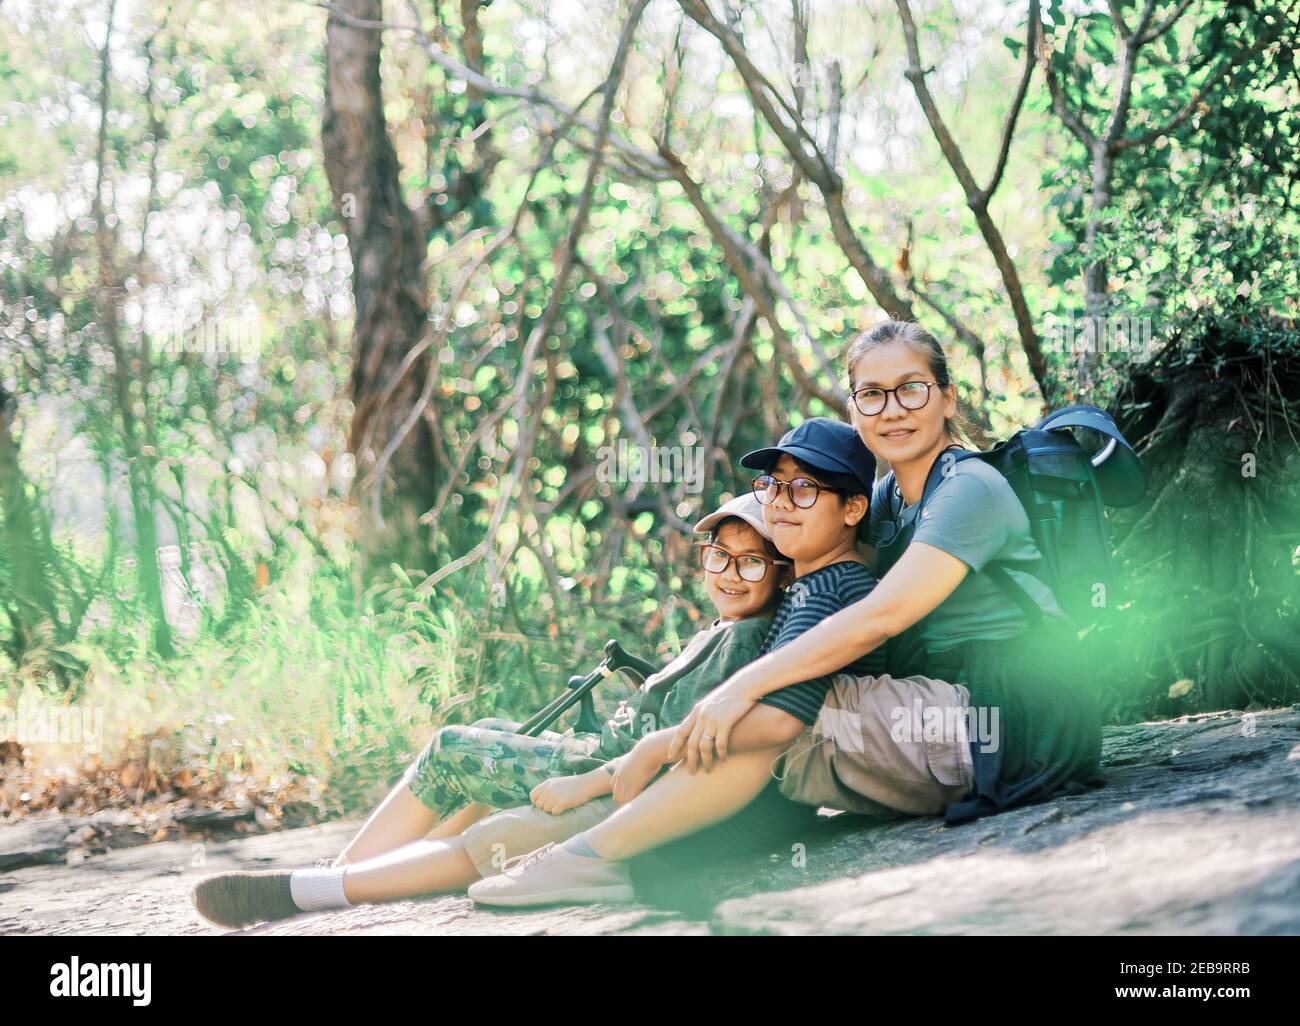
[[667, 679, 757, 773]]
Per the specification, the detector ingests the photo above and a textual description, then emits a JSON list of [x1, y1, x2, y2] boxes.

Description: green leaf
[[1144, 250, 1171, 273]]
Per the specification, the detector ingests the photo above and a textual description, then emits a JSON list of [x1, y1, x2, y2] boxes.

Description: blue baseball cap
[[740, 417, 876, 493]]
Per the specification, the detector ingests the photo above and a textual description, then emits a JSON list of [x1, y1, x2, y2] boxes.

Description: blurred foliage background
[[0, 0, 1296, 824]]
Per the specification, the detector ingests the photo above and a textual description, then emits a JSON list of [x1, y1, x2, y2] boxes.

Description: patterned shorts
[[402, 717, 609, 815]]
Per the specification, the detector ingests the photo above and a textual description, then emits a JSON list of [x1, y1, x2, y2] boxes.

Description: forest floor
[[3, 706, 1300, 936]]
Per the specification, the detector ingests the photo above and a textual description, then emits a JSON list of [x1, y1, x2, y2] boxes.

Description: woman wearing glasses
[[471, 321, 1103, 907], [666, 319, 1101, 829]]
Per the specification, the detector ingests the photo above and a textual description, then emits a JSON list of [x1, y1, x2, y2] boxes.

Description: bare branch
[[478, 0, 651, 596], [896, 0, 982, 204], [791, 0, 810, 114], [1115, 11, 1291, 149], [642, 337, 736, 421], [676, 0, 834, 186], [827, 59, 843, 169], [677, 0, 915, 320], [1134, 0, 1162, 41], [910, 278, 985, 356], [658, 10, 688, 145], [1139, 0, 1196, 44], [894, 0, 1049, 399], [587, 278, 694, 534], [1106, 0, 1133, 39], [312, 0, 669, 176], [983, 0, 1040, 203], [658, 142, 844, 407], [1036, 7, 1100, 149], [1101, 0, 1161, 146], [361, 224, 513, 507], [414, 539, 489, 597]]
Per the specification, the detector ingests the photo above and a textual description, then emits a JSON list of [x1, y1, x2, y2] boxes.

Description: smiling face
[[759, 453, 867, 574], [702, 518, 788, 622], [847, 339, 957, 467]]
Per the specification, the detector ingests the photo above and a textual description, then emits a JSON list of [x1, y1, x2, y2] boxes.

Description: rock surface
[[2, 707, 1298, 936]]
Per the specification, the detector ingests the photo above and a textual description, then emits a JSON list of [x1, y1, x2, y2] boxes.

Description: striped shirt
[[632, 560, 886, 873], [757, 559, 885, 725]]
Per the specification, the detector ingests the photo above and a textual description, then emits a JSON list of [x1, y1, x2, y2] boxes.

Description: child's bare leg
[[333, 796, 491, 865], [342, 836, 482, 904], [334, 719, 516, 864], [424, 802, 492, 840], [582, 747, 782, 861], [191, 722, 601, 927], [333, 782, 442, 865]]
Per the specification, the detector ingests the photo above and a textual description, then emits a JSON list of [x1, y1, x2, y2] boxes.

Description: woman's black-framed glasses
[[850, 380, 938, 417], [698, 543, 791, 583], [751, 474, 845, 510]]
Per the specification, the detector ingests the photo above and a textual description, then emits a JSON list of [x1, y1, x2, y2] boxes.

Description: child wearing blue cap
[[469, 418, 893, 906]]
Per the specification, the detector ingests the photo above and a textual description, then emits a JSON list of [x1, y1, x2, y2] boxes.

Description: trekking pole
[[519, 639, 658, 737]]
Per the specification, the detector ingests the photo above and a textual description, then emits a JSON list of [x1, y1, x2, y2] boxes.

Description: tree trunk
[[92, 0, 173, 657], [322, 0, 439, 576], [0, 389, 60, 662]]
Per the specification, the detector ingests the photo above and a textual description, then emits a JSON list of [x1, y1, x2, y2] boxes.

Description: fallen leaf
[[1168, 678, 1194, 699]]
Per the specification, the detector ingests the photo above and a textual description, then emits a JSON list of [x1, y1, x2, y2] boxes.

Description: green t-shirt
[[596, 615, 771, 764], [869, 457, 1071, 652]]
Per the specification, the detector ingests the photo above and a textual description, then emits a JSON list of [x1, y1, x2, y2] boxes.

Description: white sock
[[289, 866, 352, 912]]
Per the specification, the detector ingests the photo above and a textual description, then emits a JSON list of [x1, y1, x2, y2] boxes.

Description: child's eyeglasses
[[698, 544, 791, 583], [751, 473, 845, 510]]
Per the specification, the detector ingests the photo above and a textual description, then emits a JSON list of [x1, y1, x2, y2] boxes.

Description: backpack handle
[[1090, 435, 1118, 468], [1035, 404, 1147, 507]]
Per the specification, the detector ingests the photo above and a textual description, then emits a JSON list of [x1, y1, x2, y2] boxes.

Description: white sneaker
[[467, 842, 635, 907]]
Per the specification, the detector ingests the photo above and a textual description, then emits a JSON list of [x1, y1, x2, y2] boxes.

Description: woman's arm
[[670, 541, 972, 765], [736, 541, 969, 697]]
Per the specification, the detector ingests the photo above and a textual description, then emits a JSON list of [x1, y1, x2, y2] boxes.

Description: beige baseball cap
[[692, 492, 773, 541]]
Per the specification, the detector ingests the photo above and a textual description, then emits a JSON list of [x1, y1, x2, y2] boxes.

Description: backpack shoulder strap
[[877, 467, 901, 521], [928, 440, 1049, 627], [982, 563, 1046, 626], [913, 445, 975, 516]]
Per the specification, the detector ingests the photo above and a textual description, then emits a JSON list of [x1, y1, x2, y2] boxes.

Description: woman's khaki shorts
[[776, 672, 976, 817], [460, 796, 619, 877]]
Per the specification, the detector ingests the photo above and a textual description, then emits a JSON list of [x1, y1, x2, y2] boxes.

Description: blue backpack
[[875, 405, 1148, 630]]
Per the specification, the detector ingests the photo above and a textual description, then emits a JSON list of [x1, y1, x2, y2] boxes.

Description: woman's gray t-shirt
[[869, 457, 1071, 652]]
